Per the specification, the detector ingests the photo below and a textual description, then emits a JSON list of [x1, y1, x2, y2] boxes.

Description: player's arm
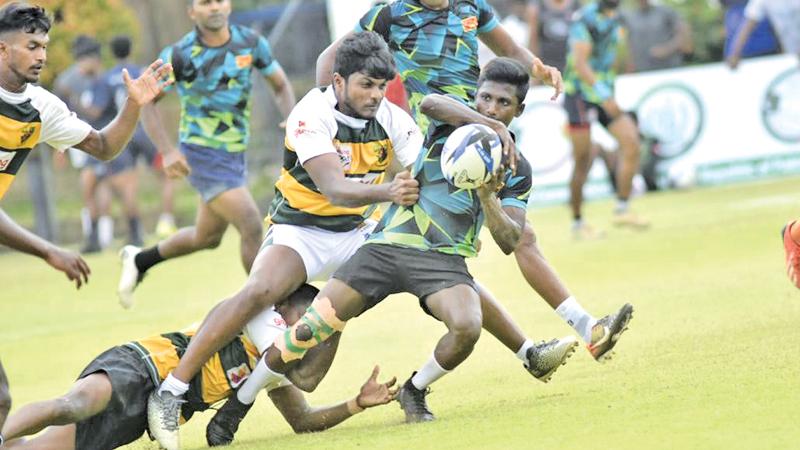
[[0, 359, 10, 437], [727, 19, 758, 69], [74, 59, 173, 161], [420, 93, 517, 172], [304, 154, 418, 207], [269, 365, 397, 433], [476, 180, 526, 254], [283, 332, 341, 392], [479, 25, 562, 100], [526, 3, 541, 62], [264, 67, 296, 122], [0, 209, 90, 289], [316, 32, 353, 87]]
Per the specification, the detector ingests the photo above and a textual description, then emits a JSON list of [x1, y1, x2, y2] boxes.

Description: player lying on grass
[[196, 58, 591, 433], [0, 285, 398, 449]]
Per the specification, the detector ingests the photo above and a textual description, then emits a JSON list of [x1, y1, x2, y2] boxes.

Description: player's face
[[335, 72, 388, 120], [0, 31, 48, 84], [475, 81, 524, 127], [189, 0, 231, 31]]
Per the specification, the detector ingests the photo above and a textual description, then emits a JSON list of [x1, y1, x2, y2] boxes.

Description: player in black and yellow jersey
[[0, 3, 171, 285], [0, 284, 398, 449]]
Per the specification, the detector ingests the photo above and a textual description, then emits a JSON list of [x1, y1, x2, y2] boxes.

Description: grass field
[[2, 177, 799, 449]]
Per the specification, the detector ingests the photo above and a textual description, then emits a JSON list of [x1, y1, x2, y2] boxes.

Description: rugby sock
[[98, 215, 114, 249], [236, 357, 283, 405], [515, 339, 535, 362], [128, 216, 143, 246], [135, 245, 165, 274], [614, 199, 629, 214], [159, 373, 190, 397], [411, 355, 450, 390], [555, 296, 596, 343]]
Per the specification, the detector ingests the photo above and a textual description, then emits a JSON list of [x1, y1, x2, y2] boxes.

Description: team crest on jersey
[[333, 140, 352, 170], [373, 143, 389, 165], [235, 54, 253, 69], [20, 126, 36, 145], [461, 16, 478, 32], [0, 150, 14, 172], [226, 363, 251, 389]]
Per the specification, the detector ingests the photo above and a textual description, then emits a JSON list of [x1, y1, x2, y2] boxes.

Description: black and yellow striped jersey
[[268, 86, 422, 232], [124, 326, 260, 417], [0, 84, 91, 200]]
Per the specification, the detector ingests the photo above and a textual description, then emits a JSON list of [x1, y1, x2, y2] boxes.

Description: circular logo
[[762, 67, 800, 143], [634, 83, 704, 160]]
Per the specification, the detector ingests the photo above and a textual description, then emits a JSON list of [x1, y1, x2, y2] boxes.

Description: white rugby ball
[[440, 123, 503, 189]]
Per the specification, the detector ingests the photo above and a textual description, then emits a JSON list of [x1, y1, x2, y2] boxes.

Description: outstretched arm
[[0, 209, 90, 289], [74, 59, 173, 161], [477, 184, 526, 254], [270, 365, 397, 433]]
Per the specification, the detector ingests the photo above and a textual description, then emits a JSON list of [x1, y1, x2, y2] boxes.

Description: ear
[[515, 102, 526, 118], [332, 72, 345, 90]]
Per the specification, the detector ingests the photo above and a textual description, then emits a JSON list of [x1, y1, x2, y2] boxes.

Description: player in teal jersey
[[563, 0, 648, 237], [317, 0, 563, 132], [117, 0, 297, 309], [318, 0, 634, 364], [235, 58, 601, 425]]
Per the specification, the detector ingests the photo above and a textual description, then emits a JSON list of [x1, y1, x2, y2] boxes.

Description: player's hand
[[45, 246, 91, 289], [356, 365, 398, 408], [476, 169, 505, 201], [490, 122, 517, 175], [388, 171, 419, 206], [531, 58, 563, 101], [163, 149, 191, 179], [123, 59, 173, 107], [600, 98, 623, 121]]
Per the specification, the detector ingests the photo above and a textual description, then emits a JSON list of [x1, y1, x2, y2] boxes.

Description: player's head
[[188, 0, 231, 32], [599, 0, 620, 10], [275, 284, 321, 326], [71, 35, 102, 76], [476, 57, 528, 127], [332, 31, 396, 120], [110, 35, 132, 61], [0, 2, 51, 85]]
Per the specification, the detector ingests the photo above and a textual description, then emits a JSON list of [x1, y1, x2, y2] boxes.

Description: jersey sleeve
[[477, 0, 499, 34], [157, 46, 177, 93], [355, 4, 392, 42], [379, 101, 423, 168], [254, 35, 280, 77], [285, 91, 338, 165], [36, 89, 93, 152], [497, 155, 533, 210]]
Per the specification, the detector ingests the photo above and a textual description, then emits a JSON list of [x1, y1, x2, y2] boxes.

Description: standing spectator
[[527, 0, 580, 73], [722, 0, 779, 61], [727, 0, 800, 69], [621, 0, 693, 72]]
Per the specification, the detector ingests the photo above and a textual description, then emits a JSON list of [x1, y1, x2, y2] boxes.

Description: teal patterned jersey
[[159, 25, 281, 152], [367, 121, 533, 258], [355, 0, 499, 131], [563, 3, 624, 103]]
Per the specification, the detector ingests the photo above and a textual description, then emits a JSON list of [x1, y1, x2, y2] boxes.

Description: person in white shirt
[[727, 0, 800, 68]]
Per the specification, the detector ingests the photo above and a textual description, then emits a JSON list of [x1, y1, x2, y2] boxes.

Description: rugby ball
[[440, 123, 503, 189]]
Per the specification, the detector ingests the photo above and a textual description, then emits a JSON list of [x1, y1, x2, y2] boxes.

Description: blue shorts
[[92, 147, 135, 179], [181, 142, 247, 202]]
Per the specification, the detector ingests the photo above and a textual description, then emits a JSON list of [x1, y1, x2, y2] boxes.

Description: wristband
[[592, 81, 612, 102], [347, 398, 365, 415]]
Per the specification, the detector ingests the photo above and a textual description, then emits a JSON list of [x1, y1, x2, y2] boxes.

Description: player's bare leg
[[569, 127, 604, 239], [1, 373, 111, 442], [608, 114, 649, 229], [2, 426, 75, 449]]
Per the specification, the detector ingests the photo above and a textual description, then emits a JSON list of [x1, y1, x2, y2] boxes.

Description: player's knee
[[242, 281, 281, 311], [199, 232, 224, 249], [448, 313, 482, 346]]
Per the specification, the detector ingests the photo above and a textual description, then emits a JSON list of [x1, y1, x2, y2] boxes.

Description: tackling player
[[0, 285, 398, 449]]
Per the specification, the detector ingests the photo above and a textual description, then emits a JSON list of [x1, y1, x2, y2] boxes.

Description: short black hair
[[333, 31, 396, 81], [478, 57, 530, 105], [282, 284, 320, 310], [0, 2, 51, 35], [110, 35, 132, 59], [71, 35, 101, 59]]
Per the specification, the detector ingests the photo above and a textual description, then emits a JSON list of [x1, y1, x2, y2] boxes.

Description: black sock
[[128, 216, 143, 246], [135, 246, 165, 274]]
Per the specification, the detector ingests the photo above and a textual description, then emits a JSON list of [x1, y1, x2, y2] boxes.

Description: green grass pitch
[[1, 177, 799, 449]]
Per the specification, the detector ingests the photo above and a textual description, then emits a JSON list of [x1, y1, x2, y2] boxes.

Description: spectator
[[526, 0, 580, 73], [727, 0, 800, 69], [722, 0, 779, 60], [621, 0, 693, 72]]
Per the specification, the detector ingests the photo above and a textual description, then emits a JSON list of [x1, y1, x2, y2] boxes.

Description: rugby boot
[[572, 222, 605, 240], [117, 245, 143, 309], [524, 336, 578, 382], [782, 221, 800, 289], [612, 211, 650, 230], [206, 394, 252, 446], [588, 303, 634, 362], [147, 390, 184, 450], [397, 374, 435, 423]]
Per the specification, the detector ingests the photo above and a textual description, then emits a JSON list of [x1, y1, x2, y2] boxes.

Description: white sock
[[236, 357, 283, 405], [411, 355, 451, 390], [615, 199, 629, 214], [555, 296, 596, 343], [98, 215, 114, 249], [515, 339, 534, 362], [80, 208, 92, 238], [158, 373, 190, 396]]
